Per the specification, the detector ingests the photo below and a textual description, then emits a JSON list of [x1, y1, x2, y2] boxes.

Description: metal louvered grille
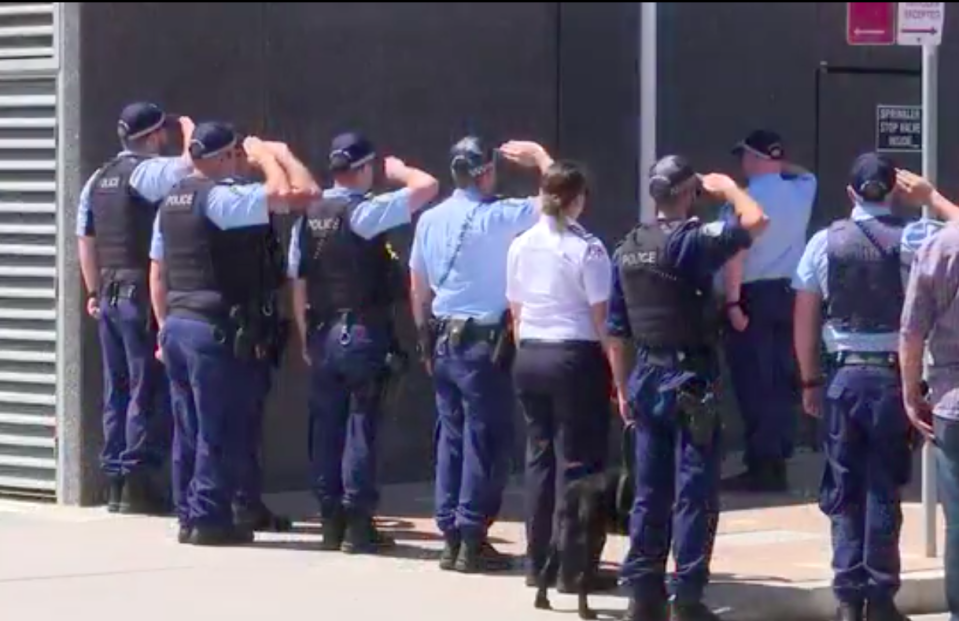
[[0, 75, 56, 494], [0, 3, 54, 61]]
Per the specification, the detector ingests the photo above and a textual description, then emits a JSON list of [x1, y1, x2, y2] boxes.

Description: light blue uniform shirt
[[286, 185, 413, 279], [75, 152, 193, 237], [792, 203, 916, 353], [149, 181, 272, 261], [720, 172, 817, 284], [410, 188, 538, 323]]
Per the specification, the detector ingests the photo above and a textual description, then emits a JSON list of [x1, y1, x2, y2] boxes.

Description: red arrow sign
[[847, 2, 897, 45]]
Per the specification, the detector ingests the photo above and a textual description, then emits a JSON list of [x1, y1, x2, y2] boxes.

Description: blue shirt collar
[[453, 187, 491, 202], [852, 201, 892, 219], [329, 183, 367, 197]]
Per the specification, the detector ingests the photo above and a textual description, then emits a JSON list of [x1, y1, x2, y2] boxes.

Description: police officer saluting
[[225, 138, 294, 534], [150, 122, 317, 546], [76, 102, 194, 514], [288, 132, 438, 554], [607, 156, 767, 621], [793, 154, 959, 621], [409, 137, 554, 573]]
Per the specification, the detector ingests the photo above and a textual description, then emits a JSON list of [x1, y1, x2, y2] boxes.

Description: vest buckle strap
[[834, 351, 899, 368]]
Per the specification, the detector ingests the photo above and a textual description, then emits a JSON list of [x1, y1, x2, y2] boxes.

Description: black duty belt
[[102, 281, 142, 304], [435, 318, 500, 343], [833, 351, 899, 368]]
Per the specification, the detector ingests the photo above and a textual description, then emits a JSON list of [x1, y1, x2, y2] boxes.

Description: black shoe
[[177, 525, 192, 544], [440, 533, 461, 571], [188, 525, 254, 547], [454, 538, 513, 574], [670, 601, 721, 621], [234, 503, 293, 533], [866, 600, 909, 621], [319, 510, 347, 551], [118, 474, 169, 516], [107, 478, 124, 513], [558, 568, 620, 594], [624, 597, 669, 621], [836, 602, 865, 621], [340, 511, 395, 555]]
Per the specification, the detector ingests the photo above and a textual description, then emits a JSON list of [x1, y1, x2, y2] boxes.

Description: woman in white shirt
[[506, 161, 614, 591]]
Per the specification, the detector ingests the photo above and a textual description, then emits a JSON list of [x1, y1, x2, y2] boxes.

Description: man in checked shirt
[[900, 175, 959, 621]]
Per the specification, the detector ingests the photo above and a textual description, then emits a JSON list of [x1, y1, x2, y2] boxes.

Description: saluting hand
[[179, 116, 196, 143], [499, 141, 548, 169], [384, 156, 410, 184], [699, 173, 740, 198], [896, 169, 937, 208]]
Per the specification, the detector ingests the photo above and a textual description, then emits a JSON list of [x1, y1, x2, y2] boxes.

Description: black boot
[[177, 524, 192, 544], [836, 602, 865, 621], [670, 601, 721, 621], [866, 600, 910, 621], [234, 502, 293, 533], [340, 509, 395, 555], [624, 596, 668, 621], [319, 508, 347, 551], [558, 568, 620, 594], [119, 473, 169, 516], [107, 478, 124, 513], [188, 524, 254, 547], [440, 532, 461, 571], [454, 537, 513, 574]]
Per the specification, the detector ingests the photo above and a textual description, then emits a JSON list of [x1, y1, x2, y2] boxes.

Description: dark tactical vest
[[616, 220, 715, 350], [825, 215, 905, 333], [297, 194, 398, 320], [88, 154, 156, 286], [158, 177, 267, 321]]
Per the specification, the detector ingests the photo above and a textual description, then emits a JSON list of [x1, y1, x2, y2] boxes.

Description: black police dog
[[534, 467, 632, 620]]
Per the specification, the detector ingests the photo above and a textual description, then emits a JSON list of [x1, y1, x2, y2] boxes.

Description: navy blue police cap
[[117, 102, 174, 141], [450, 136, 497, 177], [850, 152, 897, 202], [732, 129, 785, 161], [189, 122, 239, 160], [648, 154, 698, 200], [329, 132, 376, 172]]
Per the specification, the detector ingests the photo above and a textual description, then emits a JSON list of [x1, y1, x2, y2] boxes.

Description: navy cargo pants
[[724, 279, 797, 472], [820, 363, 912, 606], [235, 358, 272, 512], [307, 317, 389, 518], [98, 289, 171, 478], [433, 334, 514, 542], [161, 316, 248, 529], [621, 354, 721, 605]]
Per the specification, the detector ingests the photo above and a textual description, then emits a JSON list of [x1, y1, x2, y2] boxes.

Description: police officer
[[288, 132, 438, 554], [409, 137, 554, 573], [505, 161, 616, 592], [76, 101, 194, 514], [793, 154, 959, 621], [607, 156, 768, 621], [150, 122, 316, 546], [224, 139, 294, 534], [721, 130, 817, 492]]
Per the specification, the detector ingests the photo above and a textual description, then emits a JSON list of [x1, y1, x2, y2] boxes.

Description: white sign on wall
[[897, 2, 945, 46]]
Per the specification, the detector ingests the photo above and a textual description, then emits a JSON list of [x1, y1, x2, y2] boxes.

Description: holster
[[489, 309, 516, 370], [676, 378, 720, 448]]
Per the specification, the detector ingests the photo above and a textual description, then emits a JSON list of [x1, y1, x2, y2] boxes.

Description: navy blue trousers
[[433, 338, 514, 541], [162, 316, 247, 529], [620, 360, 721, 604], [513, 340, 611, 570], [98, 295, 171, 478], [724, 279, 797, 469], [820, 365, 912, 605], [235, 359, 272, 510], [307, 318, 388, 518]]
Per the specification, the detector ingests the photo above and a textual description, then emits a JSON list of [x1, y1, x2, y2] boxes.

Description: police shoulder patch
[[585, 242, 607, 261], [700, 221, 726, 238]]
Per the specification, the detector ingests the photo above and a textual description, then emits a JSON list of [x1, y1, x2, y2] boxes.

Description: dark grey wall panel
[[557, 2, 639, 245]]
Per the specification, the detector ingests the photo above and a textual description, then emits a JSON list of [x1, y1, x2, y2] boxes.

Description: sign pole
[[921, 41, 938, 559], [639, 2, 657, 224]]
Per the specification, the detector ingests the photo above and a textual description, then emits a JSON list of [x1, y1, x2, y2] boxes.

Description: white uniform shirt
[[506, 216, 612, 342]]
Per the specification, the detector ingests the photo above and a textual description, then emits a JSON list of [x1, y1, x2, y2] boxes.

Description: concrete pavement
[[0, 449, 948, 621]]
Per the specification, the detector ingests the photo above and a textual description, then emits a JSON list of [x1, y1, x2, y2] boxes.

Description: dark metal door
[[813, 64, 922, 235]]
